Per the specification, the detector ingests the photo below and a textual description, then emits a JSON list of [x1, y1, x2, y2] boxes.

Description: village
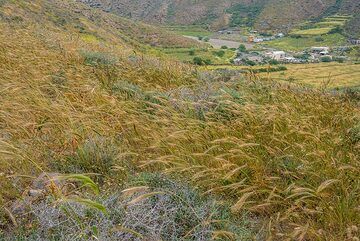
[[233, 46, 350, 66], [214, 28, 359, 66]]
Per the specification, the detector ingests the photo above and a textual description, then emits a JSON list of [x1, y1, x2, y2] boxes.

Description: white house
[[266, 51, 286, 60], [254, 38, 264, 43], [349, 39, 360, 45]]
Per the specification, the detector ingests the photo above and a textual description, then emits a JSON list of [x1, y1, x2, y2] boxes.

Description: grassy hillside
[[1, 0, 360, 240], [0, 0, 199, 50], [79, 0, 360, 35]]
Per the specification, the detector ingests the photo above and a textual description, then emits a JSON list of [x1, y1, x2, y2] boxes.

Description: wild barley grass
[[2, 173, 253, 240], [0, 1, 360, 240]]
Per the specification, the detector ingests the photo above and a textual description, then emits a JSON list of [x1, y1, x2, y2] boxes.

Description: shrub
[[250, 66, 287, 73], [268, 59, 279, 65], [333, 56, 345, 63], [197, 36, 203, 41], [188, 49, 195, 56], [214, 50, 225, 57], [320, 56, 332, 62], [290, 34, 303, 39], [244, 59, 256, 66], [193, 56, 203, 65], [277, 66, 287, 71], [203, 37, 210, 42], [238, 44, 247, 52], [54, 137, 120, 183], [7, 173, 253, 241], [203, 59, 212, 65], [221, 45, 228, 49], [315, 36, 324, 42], [329, 26, 343, 34]]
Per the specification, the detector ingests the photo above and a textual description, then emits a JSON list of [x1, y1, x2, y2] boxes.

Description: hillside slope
[[0, 0, 359, 240], [0, 0, 199, 50], [79, 0, 360, 34]]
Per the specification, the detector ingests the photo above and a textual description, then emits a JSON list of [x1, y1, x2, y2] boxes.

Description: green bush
[[268, 59, 279, 65], [54, 137, 120, 183], [203, 37, 210, 42], [203, 59, 212, 65], [333, 57, 345, 63], [193, 57, 203, 65], [221, 45, 228, 49], [214, 50, 225, 57], [277, 66, 287, 71], [320, 56, 332, 62], [329, 26, 343, 34], [188, 49, 195, 56], [238, 44, 247, 52], [290, 34, 303, 39], [244, 59, 256, 66], [197, 36, 203, 41], [315, 36, 324, 42], [250, 66, 287, 73]]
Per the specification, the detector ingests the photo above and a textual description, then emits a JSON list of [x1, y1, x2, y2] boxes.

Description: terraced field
[[157, 47, 236, 65], [203, 62, 360, 89], [263, 33, 347, 51], [261, 62, 360, 88], [264, 15, 351, 51]]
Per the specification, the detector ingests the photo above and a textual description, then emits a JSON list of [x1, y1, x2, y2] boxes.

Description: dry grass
[[1, 1, 360, 240], [258, 63, 360, 88]]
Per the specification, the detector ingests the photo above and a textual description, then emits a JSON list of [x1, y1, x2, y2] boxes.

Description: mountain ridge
[[79, 0, 360, 36]]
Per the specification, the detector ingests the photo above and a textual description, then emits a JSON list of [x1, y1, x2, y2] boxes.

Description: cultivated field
[[261, 62, 360, 88], [264, 15, 350, 51], [157, 47, 236, 65], [263, 33, 346, 51]]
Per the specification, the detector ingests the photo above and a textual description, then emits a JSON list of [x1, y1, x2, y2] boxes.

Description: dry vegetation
[[259, 62, 360, 88], [0, 0, 360, 240]]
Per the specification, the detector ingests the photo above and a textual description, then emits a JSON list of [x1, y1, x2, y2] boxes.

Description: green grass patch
[[263, 33, 346, 51], [80, 33, 101, 43], [291, 27, 333, 35], [163, 25, 212, 37], [158, 47, 235, 65]]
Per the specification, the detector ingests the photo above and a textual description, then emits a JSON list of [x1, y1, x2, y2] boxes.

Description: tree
[[193, 57, 203, 65], [238, 44, 246, 52], [203, 59, 212, 65], [329, 26, 343, 34], [214, 50, 225, 57]]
